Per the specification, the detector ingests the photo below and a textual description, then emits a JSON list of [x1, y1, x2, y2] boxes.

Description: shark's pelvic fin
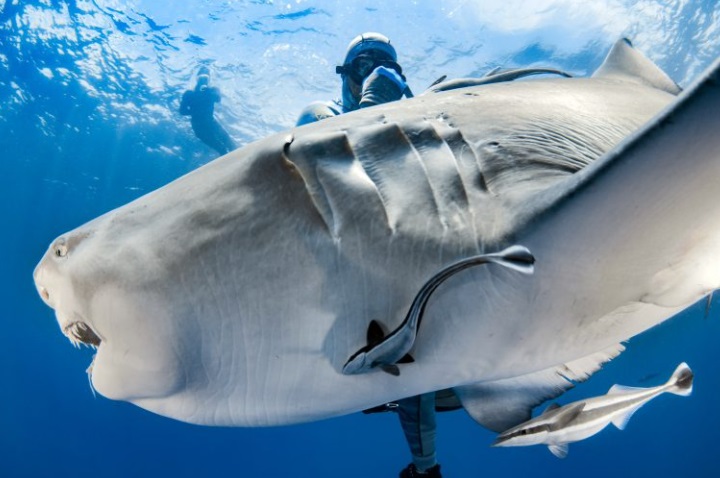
[[455, 343, 624, 432]]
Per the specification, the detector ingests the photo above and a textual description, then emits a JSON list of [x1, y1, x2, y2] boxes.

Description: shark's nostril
[[39, 286, 50, 303]]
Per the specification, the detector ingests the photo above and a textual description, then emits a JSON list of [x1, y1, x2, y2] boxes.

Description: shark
[[493, 362, 694, 458], [33, 39, 720, 437]]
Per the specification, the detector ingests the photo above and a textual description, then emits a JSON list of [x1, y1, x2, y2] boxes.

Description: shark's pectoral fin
[[456, 344, 624, 432], [523, 50, 720, 316], [548, 444, 569, 459]]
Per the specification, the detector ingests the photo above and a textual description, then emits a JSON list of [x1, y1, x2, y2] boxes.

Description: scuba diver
[[296, 33, 442, 478], [180, 66, 237, 156], [296, 31, 414, 126]]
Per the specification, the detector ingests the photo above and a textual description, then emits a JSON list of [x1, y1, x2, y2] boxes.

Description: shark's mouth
[[63, 321, 102, 348]]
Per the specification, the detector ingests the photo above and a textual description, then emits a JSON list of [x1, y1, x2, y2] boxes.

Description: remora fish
[[32, 39, 720, 435], [493, 363, 694, 458], [342, 245, 535, 376]]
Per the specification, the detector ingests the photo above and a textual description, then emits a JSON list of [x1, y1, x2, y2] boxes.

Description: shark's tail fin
[[666, 362, 693, 397]]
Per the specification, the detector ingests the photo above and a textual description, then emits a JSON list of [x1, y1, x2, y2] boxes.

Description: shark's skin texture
[[492, 363, 694, 458], [34, 40, 720, 431]]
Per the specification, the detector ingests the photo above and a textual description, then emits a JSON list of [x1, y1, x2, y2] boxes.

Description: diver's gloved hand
[[359, 65, 407, 108]]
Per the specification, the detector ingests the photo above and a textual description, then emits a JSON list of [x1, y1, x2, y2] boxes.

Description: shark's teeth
[[63, 322, 102, 348], [86, 355, 98, 398]]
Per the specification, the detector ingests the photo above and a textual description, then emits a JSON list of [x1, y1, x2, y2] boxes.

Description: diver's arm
[[208, 86, 222, 103], [179, 90, 193, 115]]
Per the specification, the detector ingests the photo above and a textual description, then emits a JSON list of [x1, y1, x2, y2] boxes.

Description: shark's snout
[[38, 285, 50, 304], [33, 260, 55, 309], [34, 232, 90, 310], [34, 235, 104, 349]]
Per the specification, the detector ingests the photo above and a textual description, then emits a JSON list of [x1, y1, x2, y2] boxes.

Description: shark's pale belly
[[34, 40, 720, 429]]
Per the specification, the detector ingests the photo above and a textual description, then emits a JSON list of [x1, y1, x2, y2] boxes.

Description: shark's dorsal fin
[[548, 444, 569, 459], [592, 38, 681, 95]]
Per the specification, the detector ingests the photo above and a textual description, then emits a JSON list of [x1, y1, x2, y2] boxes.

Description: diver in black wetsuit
[[180, 67, 236, 156], [295, 31, 413, 126], [297, 33, 442, 478]]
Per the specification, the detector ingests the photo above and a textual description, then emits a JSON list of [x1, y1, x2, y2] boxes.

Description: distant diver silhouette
[[180, 66, 237, 156]]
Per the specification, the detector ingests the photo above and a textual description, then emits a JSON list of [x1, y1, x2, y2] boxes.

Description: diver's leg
[[196, 120, 235, 156], [191, 121, 223, 155], [214, 122, 236, 154], [397, 393, 442, 478]]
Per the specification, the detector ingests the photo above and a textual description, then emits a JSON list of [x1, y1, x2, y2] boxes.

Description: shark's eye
[[55, 242, 68, 258]]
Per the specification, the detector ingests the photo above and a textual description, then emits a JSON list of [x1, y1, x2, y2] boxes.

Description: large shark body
[[33, 40, 720, 433]]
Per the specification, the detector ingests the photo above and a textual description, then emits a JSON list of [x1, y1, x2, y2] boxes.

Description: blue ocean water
[[2, 1, 720, 477]]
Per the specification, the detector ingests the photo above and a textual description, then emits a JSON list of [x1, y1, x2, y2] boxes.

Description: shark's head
[[31, 132, 384, 425], [32, 38, 697, 430], [33, 220, 188, 404], [30, 138, 304, 417]]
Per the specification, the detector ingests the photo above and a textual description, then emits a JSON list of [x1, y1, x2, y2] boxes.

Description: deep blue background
[[2, 1, 720, 477]]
